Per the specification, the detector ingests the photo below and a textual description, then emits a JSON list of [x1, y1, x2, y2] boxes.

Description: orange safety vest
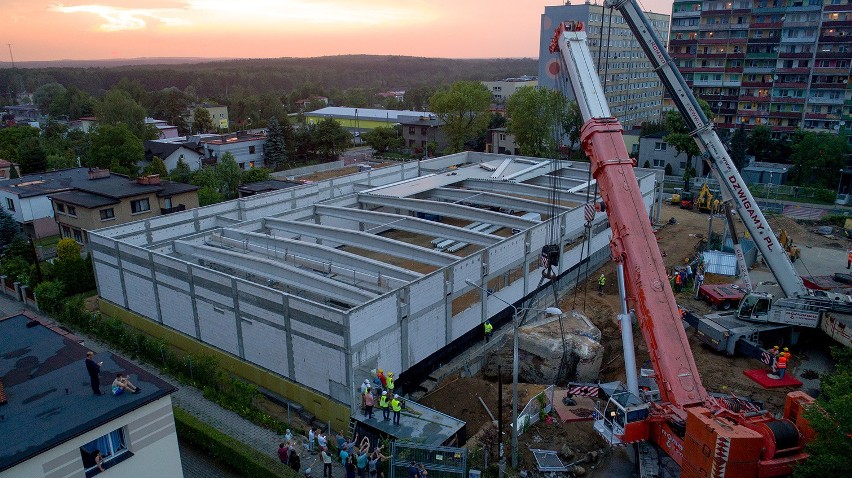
[[848, 251, 852, 261], [675, 274, 682, 284], [777, 355, 788, 369]]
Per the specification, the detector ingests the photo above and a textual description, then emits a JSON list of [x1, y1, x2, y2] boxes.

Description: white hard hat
[[382, 391, 387, 395], [394, 394, 399, 398]]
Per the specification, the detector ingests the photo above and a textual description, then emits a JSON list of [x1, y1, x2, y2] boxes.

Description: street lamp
[[465, 279, 562, 469]]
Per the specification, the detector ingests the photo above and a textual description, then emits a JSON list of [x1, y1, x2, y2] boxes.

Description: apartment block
[[481, 77, 538, 105], [669, 0, 852, 139], [539, 2, 671, 129]]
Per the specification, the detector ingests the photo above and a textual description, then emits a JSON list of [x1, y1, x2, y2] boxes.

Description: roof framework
[[459, 179, 591, 203], [424, 187, 572, 215], [356, 194, 538, 230]]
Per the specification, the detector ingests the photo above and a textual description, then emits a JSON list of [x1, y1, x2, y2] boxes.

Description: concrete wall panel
[[91, 247, 119, 266], [241, 318, 289, 377], [451, 257, 481, 293], [529, 223, 549, 253], [196, 299, 239, 355], [349, 296, 396, 346], [158, 286, 196, 336], [489, 236, 525, 274], [452, 307, 481, 341], [291, 335, 346, 395], [124, 272, 158, 320], [150, 220, 198, 243], [408, 273, 444, 314], [408, 307, 444, 364], [291, 319, 344, 349], [95, 263, 125, 306], [121, 259, 152, 278], [289, 299, 345, 325], [353, 327, 402, 377]]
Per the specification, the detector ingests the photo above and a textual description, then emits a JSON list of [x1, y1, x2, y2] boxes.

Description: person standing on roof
[[391, 394, 402, 425], [598, 274, 606, 295], [379, 390, 390, 421], [386, 372, 395, 395], [483, 320, 493, 342]]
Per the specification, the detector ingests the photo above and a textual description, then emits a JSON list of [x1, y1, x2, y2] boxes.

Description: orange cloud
[[50, 3, 189, 31]]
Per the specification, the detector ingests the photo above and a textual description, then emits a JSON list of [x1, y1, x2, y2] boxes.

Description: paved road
[[0, 293, 347, 477]]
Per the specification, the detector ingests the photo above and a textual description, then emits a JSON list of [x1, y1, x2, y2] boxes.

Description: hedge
[[173, 407, 298, 478]]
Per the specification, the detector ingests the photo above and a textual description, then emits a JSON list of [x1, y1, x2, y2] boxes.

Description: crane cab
[[736, 293, 772, 320], [593, 391, 650, 445]]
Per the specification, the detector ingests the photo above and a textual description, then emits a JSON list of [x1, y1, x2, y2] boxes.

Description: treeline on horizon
[[1, 55, 538, 100]]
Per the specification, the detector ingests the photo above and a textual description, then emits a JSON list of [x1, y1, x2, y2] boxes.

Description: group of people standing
[[362, 370, 403, 425], [671, 263, 704, 296], [768, 345, 793, 379]]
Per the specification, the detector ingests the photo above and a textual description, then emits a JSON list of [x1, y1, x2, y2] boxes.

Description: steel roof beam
[[313, 205, 500, 246], [356, 194, 537, 230], [427, 187, 572, 215], [263, 218, 458, 267], [174, 240, 377, 304], [461, 179, 591, 203]]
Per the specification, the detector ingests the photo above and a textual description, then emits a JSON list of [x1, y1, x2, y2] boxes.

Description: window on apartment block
[[80, 427, 130, 477], [654, 142, 666, 151], [99, 208, 115, 221], [130, 198, 150, 214], [249, 145, 256, 154], [5, 198, 14, 212]]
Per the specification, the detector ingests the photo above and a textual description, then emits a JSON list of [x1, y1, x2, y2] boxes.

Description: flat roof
[[306, 107, 435, 122], [0, 314, 176, 472], [353, 400, 465, 446]]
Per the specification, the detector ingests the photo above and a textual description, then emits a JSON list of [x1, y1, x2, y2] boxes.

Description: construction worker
[[391, 394, 402, 425], [769, 345, 780, 374], [386, 372, 395, 395], [847, 249, 852, 269], [598, 274, 606, 295], [379, 391, 390, 420], [484, 320, 493, 342], [377, 369, 387, 389], [674, 270, 683, 292], [777, 351, 788, 379], [694, 269, 705, 299]]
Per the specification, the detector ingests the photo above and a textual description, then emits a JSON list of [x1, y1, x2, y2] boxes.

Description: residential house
[[143, 140, 204, 172], [69, 116, 99, 133], [398, 115, 447, 155], [742, 162, 791, 186], [0, 160, 20, 180], [0, 169, 81, 239], [482, 77, 537, 105], [145, 117, 180, 139], [0, 313, 182, 478], [48, 168, 199, 246], [305, 107, 436, 144], [183, 103, 229, 132], [2, 105, 42, 124], [295, 96, 329, 111], [486, 128, 519, 155], [638, 132, 691, 176], [191, 132, 267, 170], [376, 90, 406, 103]]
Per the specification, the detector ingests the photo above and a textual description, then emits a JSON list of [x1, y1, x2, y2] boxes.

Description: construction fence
[[389, 441, 467, 478], [515, 385, 555, 436]]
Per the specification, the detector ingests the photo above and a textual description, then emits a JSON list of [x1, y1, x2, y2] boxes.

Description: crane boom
[[551, 24, 709, 409], [604, 0, 808, 299]]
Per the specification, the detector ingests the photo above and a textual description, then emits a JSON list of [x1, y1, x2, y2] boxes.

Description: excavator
[[548, 2, 815, 476], [695, 184, 714, 214]]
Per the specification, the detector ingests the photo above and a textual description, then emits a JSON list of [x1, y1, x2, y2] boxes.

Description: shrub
[[0, 255, 32, 285], [56, 238, 81, 261], [34, 280, 65, 314], [812, 188, 837, 204], [173, 407, 297, 478], [664, 163, 673, 176]]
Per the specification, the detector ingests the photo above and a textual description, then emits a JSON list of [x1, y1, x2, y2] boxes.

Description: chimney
[[137, 174, 161, 185], [88, 168, 110, 180]]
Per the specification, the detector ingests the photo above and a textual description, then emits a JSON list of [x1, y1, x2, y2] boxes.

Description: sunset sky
[[1, 0, 674, 62]]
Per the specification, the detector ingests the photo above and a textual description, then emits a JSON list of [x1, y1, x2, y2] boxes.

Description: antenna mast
[[7, 44, 15, 68]]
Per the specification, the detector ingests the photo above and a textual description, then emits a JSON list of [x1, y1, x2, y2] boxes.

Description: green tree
[[0, 207, 22, 254], [729, 125, 749, 171], [216, 152, 242, 199], [0, 126, 40, 163], [95, 88, 155, 140], [794, 347, 852, 478], [429, 81, 492, 153], [50, 86, 95, 120], [34, 280, 65, 314], [33, 82, 67, 115], [241, 168, 271, 184], [146, 156, 169, 178], [748, 125, 774, 162], [506, 86, 567, 158], [151, 87, 191, 135], [16, 136, 47, 174], [190, 166, 219, 190], [362, 126, 402, 154], [640, 121, 665, 138], [563, 101, 584, 152], [170, 158, 193, 184], [46, 154, 77, 171], [192, 107, 215, 134], [313, 117, 351, 160], [664, 99, 714, 190], [789, 132, 848, 189], [88, 124, 144, 176], [65, 129, 92, 165], [198, 186, 224, 206], [264, 117, 287, 169], [281, 115, 297, 164]]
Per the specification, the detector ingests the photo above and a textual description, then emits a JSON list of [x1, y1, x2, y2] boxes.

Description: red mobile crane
[[549, 11, 814, 478]]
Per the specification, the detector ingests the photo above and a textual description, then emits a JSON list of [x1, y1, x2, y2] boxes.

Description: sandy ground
[[419, 203, 844, 469]]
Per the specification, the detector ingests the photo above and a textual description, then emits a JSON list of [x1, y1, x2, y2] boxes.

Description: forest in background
[[0, 55, 537, 101]]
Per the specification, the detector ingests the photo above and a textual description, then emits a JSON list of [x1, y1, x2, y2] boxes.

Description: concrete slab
[[352, 400, 465, 446]]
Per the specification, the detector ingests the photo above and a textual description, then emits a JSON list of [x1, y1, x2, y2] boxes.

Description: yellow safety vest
[[391, 398, 402, 412], [386, 377, 394, 390], [379, 396, 388, 408], [598, 275, 606, 286], [484, 322, 493, 334]]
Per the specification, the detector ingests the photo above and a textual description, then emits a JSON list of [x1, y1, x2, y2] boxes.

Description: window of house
[[499, 133, 506, 141], [57, 203, 65, 213], [164, 197, 173, 209], [249, 145, 256, 154], [67, 206, 77, 217], [99, 208, 115, 221], [249, 161, 255, 168], [654, 142, 667, 151], [80, 427, 130, 476], [408, 127, 416, 134], [130, 198, 150, 214], [5, 198, 14, 212], [73, 228, 83, 244]]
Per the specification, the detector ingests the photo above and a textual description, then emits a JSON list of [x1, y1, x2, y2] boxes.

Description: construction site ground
[[418, 203, 844, 475]]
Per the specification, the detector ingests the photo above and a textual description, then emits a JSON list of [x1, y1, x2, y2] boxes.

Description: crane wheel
[[720, 300, 732, 311]]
